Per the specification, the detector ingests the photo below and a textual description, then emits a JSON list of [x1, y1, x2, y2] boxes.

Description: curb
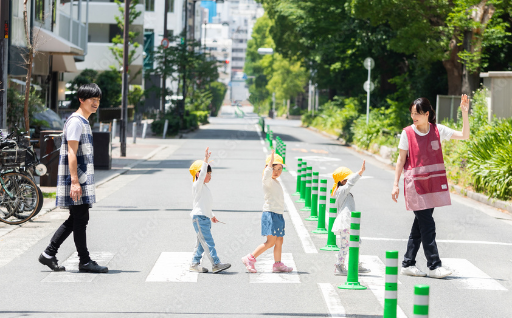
[[305, 125, 512, 215]]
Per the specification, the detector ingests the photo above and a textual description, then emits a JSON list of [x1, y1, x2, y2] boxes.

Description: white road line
[[289, 170, 297, 177], [318, 283, 347, 317], [359, 255, 407, 318], [260, 139, 265, 145], [361, 236, 512, 246], [295, 156, 342, 162], [263, 147, 268, 154], [442, 258, 507, 291], [281, 179, 318, 254], [146, 252, 198, 283], [139, 161, 162, 165], [250, 253, 300, 283], [42, 251, 115, 283]]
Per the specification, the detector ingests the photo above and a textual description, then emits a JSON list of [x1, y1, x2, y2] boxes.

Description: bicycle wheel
[[33, 186, 44, 216], [0, 172, 40, 225]]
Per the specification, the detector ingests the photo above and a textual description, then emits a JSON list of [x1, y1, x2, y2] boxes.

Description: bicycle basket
[[1, 148, 27, 167]]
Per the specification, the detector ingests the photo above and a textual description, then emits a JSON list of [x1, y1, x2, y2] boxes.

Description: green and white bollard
[[293, 158, 303, 196], [312, 179, 328, 234], [301, 167, 312, 211], [282, 144, 287, 171], [296, 162, 307, 203], [413, 285, 429, 318], [338, 211, 367, 290], [320, 197, 340, 251], [384, 251, 399, 318], [269, 131, 274, 149], [306, 172, 319, 221]]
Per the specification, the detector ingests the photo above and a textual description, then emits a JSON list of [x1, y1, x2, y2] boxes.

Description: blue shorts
[[261, 211, 285, 237]]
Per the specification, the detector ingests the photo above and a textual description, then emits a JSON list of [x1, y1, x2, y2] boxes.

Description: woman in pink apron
[[391, 95, 469, 279]]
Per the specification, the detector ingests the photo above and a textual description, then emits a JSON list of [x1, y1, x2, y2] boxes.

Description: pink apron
[[403, 123, 451, 211]]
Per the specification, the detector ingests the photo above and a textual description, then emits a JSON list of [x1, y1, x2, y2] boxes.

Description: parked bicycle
[[0, 128, 62, 225]]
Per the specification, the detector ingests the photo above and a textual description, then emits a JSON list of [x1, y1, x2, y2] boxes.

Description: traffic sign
[[161, 38, 170, 48], [364, 57, 375, 70], [363, 81, 374, 92]]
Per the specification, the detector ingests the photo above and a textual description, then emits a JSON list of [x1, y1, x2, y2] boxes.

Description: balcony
[[58, 12, 87, 55]]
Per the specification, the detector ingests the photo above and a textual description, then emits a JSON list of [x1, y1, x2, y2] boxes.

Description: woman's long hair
[[409, 97, 436, 124]]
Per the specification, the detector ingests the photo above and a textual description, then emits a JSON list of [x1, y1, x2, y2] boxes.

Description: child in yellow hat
[[331, 160, 371, 276], [188, 147, 231, 274], [241, 150, 293, 273]]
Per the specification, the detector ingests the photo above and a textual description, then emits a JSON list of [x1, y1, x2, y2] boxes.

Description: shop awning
[[34, 27, 84, 56], [52, 55, 78, 73]]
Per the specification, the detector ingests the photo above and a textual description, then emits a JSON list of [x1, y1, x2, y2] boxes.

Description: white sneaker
[[429, 266, 453, 279], [401, 266, 427, 277], [334, 264, 347, 276]]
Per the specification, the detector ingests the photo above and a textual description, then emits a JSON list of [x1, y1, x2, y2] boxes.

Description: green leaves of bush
[[467, 119, 512, 200]]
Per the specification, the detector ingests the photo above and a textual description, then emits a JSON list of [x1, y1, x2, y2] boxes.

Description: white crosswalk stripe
[[146, 252, 198, 282], [250, 253, 300, 283], [318, 283, 347, 317], [42, 251, 115, 283], [442, 258, 508, 291]]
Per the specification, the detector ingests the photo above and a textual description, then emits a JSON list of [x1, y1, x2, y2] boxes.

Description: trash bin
[[93, 131, 112, 170], [39, 130, 63, 187]]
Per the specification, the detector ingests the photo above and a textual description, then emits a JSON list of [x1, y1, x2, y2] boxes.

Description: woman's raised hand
[[460, 94, 469, 113], [269, 149, 275, 166], [204, 147, 211, 163]]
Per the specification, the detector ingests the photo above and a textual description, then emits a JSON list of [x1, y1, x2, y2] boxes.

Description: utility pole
[[120, 0, 130, 157], [182, 0, 188, 121], [0, 1, 9, 129], [161, 0, 169, 115]]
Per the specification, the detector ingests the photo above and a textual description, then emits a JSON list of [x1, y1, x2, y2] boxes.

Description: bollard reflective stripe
[[297, 162, 307, 203], [306, 172, 320, 221], [329, 213, 337, 218], [293, 158, 303, 196], [302, 167, 313, 211], [350, 217, 361, 224]]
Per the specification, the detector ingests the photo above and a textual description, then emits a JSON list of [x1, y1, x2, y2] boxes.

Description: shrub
[[210, 82, 227, 117], [191, 111, 209, 125]]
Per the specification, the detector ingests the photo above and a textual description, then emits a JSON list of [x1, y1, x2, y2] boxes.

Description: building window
[[145, 0, 155, 11], [232, 48, 245, 53], [232, 57, 244, 61], [167, 0, 174, 13], [35, 0, 45, 22]]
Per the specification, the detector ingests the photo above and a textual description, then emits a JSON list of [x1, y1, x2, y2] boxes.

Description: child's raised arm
[[358, 160, 365, 176]]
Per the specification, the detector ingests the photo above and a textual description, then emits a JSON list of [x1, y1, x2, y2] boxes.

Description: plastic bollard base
[[305, 216, 319, 221], [312, 228, 328, 234], [338, 282, 367, 290], [295, 198, 306, 203], [300, 207, 312, 211], [292, 192, 301, 196], [320, 244, 340, 251]]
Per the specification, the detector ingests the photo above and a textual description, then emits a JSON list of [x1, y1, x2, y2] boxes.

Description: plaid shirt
[[55, 114, 96, 207]]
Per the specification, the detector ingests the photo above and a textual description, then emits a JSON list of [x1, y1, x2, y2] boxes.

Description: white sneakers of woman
[[401, 265, 452, 279], [401, 266, 427, 277], [429, 266, 453, 279]]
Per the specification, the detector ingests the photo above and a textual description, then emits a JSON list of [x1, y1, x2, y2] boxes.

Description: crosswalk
[[42, 251, 115, 283]]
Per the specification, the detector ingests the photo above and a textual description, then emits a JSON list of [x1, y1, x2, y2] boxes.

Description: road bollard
[[99, 122, 104, 132], [293, 158, 303, 196], [320, 197, 339, 251], [301, 167, 312, 211], [132, 122, 137, 144], [413, 285, 429, 318], [338, 211, 367, 290], [306, 172, 319, 221], [296, 161, 307, 203], [269, 131, 274, 149], [384, 251, 399, 318], [312, 179, 328, 234], [142, 122, 148, 139], [162, 119, 169, 139], [112, 119, 117, 140]]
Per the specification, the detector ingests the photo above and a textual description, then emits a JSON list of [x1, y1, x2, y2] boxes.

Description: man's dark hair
[[77, 83, 102, 102]]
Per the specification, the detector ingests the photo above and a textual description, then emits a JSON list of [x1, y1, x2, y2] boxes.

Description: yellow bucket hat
[[189, 160, 205, 181], [331, 167, 353, 196], [265, 153, 284, 166]]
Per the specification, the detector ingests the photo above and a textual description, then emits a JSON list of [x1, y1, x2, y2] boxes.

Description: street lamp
[[363, 57, 375, 125], [257, 47, 275, 118]]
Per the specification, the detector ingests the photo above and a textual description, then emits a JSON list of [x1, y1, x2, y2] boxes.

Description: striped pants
[[192, 215, 220, 265]]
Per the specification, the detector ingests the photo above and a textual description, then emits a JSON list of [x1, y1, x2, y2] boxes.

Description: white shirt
[[332, 173, 360, 234], [190, 162, 215, 218], [65, 114, 88, 141], [398, 124, 455, 151], [262, 166, 285, 214]]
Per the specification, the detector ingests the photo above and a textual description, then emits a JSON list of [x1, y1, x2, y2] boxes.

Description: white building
[[202, 24, 232, 86]]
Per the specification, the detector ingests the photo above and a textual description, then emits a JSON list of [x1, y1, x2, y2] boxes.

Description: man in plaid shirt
[[39, 83, 108, 273]]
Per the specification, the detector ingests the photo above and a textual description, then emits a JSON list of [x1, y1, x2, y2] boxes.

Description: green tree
[[68, 69, 98, 108], [110, 0, 143, 83], [95, 68, 122, 108]]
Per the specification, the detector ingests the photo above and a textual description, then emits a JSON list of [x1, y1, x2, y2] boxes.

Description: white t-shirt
[[190, 162, 215, 218], [398, 124, 455, 151], [65, 114, 88, 141], [262, 166, 285, 214]]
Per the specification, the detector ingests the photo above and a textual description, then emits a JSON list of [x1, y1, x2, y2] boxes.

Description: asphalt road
[[0, 106, 511, 318]]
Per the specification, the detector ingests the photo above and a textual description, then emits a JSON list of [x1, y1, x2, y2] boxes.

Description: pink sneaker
[[241, 254, 257, 273], [273, 262, 293, 273]]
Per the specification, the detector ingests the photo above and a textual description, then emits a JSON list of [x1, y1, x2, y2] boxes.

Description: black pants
[[44, 204, 91, 264], [402, 208, 442, 270]]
